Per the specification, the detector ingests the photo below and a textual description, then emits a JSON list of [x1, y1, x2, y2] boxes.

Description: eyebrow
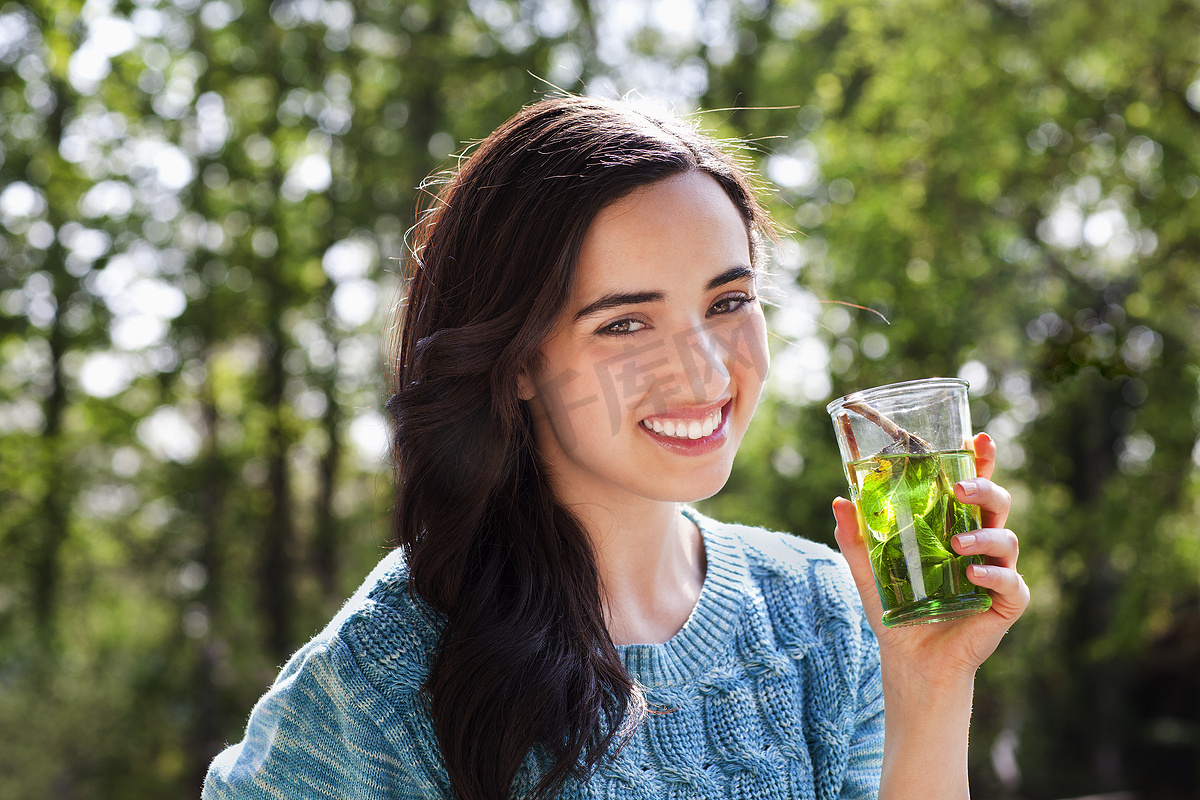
[[572, 265, 755, 322]]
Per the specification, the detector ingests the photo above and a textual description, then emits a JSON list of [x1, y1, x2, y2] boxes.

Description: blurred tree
[[683, 0, 1200, 796], [1, 0, 576, 795]]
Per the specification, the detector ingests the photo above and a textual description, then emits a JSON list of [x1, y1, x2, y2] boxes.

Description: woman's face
[[521, 171, 770, 513]]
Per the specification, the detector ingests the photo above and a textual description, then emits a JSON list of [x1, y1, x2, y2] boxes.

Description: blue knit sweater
[[203, 510, 884, 799]]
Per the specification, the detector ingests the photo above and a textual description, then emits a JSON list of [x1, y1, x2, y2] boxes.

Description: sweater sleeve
[[202, 634, 446, 800], [839, 614, 885, 799], [726, 519, 887, 799]]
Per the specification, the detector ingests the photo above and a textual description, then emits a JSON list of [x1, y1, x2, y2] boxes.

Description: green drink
[[828, 378, 992, 627], [849, 449, 991, 626]]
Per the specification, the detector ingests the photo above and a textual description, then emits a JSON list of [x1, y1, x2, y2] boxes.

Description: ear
[[517, 367, 536, 402]]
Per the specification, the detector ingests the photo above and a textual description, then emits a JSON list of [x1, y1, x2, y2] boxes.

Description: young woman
[[204, 95, 1029, 800]]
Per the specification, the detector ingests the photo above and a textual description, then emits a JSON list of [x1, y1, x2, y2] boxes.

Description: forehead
[[573, 172, 751, 291]]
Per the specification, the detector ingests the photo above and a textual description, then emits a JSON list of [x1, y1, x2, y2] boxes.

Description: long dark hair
[[385, 95, 768, 800]]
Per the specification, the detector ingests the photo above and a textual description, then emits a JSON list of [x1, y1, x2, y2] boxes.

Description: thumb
[[832, 497, 884, 626]]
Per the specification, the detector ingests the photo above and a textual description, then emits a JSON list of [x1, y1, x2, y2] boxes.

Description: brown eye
[[598, 317, 647, 336], [709, 294, 753, 316]]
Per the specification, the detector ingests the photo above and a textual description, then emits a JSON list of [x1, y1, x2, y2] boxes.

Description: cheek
[[711, 309, 769, 389], [743, 313, 769, 381], [528, 349, 629, 446], [592, 342, 690, 414]]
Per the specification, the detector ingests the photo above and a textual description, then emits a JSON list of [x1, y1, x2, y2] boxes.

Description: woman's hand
[[832, 431, 1030, 683], [833, 431, 1029, 798]]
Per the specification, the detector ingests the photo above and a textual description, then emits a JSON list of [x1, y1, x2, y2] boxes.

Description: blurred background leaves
[[1, 0, 1198, 797]]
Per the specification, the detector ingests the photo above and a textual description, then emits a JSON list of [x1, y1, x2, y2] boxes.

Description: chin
[[652, 464, 736, 504]]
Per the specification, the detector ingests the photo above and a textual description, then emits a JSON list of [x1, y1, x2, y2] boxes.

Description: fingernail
[[970, 564, 989, 580], [954, 533, 976, 550], [959, 479, 978, 498]]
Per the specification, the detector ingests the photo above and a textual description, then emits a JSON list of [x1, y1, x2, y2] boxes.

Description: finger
[[966, 563, 1030, 623], [973, 432, 997, 481], [954, 477, 1010, 529], [831, 497, 884, 625], [952, 527, 1019, 570]]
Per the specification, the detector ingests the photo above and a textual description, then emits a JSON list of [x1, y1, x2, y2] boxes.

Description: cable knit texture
[[203, 510, 884, 799]]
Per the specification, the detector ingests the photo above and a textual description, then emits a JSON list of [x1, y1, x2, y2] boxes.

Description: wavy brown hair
[[385, 95, 769, 800]]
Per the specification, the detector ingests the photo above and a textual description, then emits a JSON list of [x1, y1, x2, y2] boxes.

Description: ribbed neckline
[[616, 508, 751, 689]]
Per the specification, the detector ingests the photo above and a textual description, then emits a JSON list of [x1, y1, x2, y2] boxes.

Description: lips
[[639, 402, 727, 441], [637, 400, 732, 458]]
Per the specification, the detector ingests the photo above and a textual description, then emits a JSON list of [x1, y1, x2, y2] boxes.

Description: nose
[[670, 320, 732, 404]]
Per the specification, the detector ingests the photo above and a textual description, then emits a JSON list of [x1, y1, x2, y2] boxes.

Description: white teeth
[[642, 408, 724, 440]]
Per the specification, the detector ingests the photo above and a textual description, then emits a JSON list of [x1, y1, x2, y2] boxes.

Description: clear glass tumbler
[[827, 378, 992, 627]]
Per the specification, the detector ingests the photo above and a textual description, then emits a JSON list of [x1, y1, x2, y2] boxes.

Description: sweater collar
[[616, 507, 752, 689]]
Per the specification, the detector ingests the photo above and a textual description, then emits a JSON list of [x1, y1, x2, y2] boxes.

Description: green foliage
[[856, 452, 983, 613], [1, 0, 1198, 797], [859, 454, 941, 531], [695, 0, 1200, 795]]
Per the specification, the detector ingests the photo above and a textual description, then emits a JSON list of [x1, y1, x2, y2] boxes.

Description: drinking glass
[[827, 378, 992, 627]]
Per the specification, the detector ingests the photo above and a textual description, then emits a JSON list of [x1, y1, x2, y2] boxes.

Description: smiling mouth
[[639, 405, 725, 440]]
